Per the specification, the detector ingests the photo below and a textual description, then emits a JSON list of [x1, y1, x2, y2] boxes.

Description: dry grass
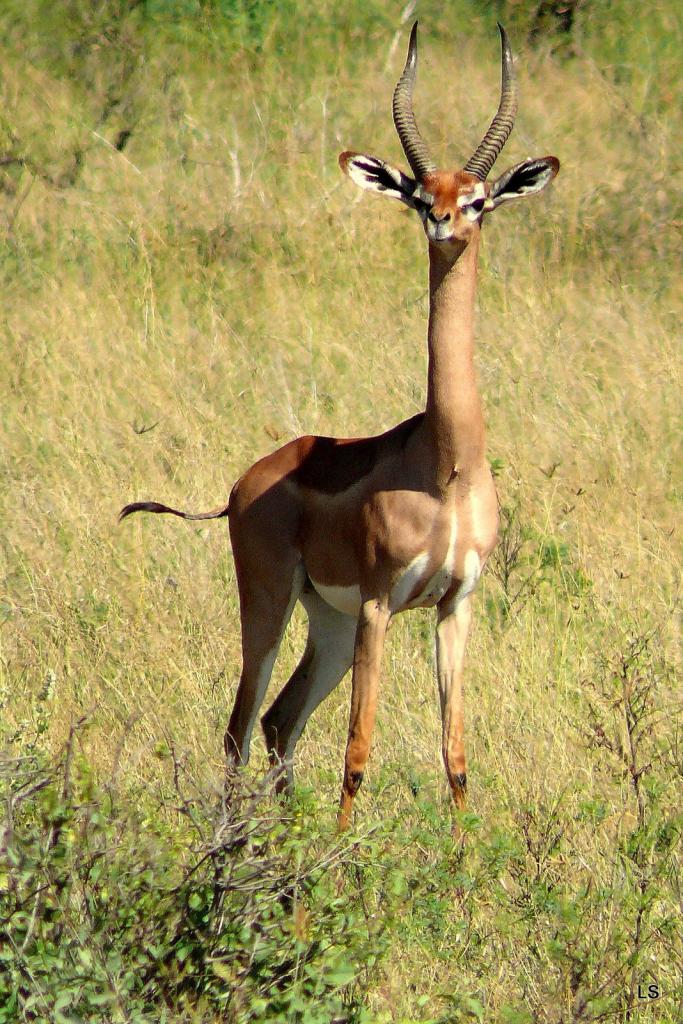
[[1, 2, 681, 1019]]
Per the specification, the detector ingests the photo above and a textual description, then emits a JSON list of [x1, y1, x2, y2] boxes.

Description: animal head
[[340, 23, 559, 247]]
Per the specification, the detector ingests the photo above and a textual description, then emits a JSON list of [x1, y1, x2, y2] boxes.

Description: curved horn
[[392, 21, 436, 180], [463, 23, 518, 181]]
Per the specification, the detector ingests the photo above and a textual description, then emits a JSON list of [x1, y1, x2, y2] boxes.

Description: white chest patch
[[450, 549, 481, 611], [389, 552, 431, 612], [391, 514, 458, 612], [310, 579, 362, 617]]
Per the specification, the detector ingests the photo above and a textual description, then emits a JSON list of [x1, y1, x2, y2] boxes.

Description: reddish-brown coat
[[121, 26, 559, 831]]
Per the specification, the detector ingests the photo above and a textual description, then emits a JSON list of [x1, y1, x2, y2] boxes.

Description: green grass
[[1, 1, 681, 1020]]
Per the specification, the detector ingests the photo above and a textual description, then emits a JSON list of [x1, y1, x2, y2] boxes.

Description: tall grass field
[[0, 1, 680, 1021]]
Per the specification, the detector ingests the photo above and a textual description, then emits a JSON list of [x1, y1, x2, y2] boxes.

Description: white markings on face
[[309, 579, 362, 617], [413, 188, 435, 224], [457, 181, 488, 223]]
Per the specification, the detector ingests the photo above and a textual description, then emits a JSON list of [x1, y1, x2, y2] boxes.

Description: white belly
[[308, 516, 481, 618], [309, 579, 362, 617]]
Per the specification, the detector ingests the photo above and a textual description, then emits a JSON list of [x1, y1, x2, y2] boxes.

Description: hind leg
[[225, 561, 305, 765], [261, 587, 356, 792], [224, 465, 307, 766]]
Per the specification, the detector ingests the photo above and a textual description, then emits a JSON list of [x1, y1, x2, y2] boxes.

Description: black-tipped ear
[[488, 156, 559, 209], [339, 151, 419, 206]]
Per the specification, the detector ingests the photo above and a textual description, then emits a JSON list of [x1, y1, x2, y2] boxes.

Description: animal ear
[[488, 156, 559, 209], [339, 151, 419, 206]]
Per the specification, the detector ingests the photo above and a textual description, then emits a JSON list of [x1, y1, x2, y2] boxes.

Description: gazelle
[[121, 23, 559, 829]]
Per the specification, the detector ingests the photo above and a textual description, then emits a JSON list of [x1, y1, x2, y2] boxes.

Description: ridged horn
[[392, 21, 436, 181], [463, 23, 518, 181]]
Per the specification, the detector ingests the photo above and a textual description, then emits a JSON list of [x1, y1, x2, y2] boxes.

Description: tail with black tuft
[[118, 500, 230, 524]]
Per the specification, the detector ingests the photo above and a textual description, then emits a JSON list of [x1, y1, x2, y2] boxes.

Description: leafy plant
[[0, 727, 391, 1022]]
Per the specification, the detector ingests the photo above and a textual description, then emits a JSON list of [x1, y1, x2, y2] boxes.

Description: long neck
[[425, 229, 486, 487]]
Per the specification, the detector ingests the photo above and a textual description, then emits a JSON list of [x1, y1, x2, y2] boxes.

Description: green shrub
[[0, 730, 389, 1022]]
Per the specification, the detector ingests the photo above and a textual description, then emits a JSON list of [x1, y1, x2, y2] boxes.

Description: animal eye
[[469, 198, 485, 213], [412, 190, 434, 216]]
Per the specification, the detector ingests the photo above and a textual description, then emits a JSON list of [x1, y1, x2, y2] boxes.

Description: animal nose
[[428, 209, 451, 224]]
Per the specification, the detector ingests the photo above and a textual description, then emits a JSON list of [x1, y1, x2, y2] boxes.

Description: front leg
[[435, 594, 473, 810], [338, 599, 390, 831]]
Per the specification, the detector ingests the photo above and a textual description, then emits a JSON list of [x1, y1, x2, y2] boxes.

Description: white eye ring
[[457, 181, 488, 218], [460, 197, 486, 222]]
